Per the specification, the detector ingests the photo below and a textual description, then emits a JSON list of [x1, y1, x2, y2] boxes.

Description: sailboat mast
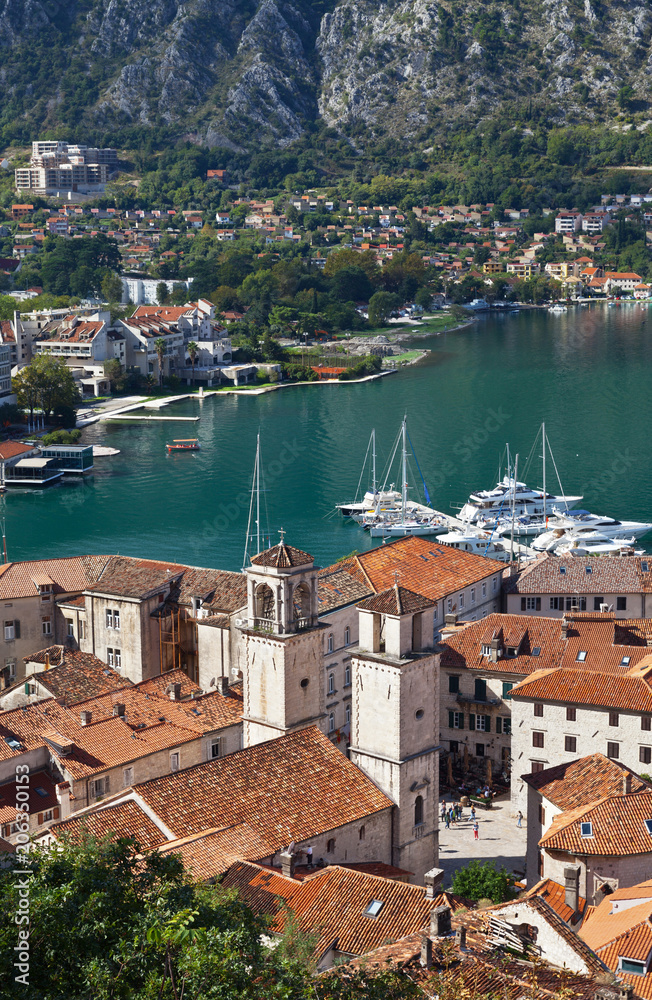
[[372, 428, 376, 494], [542, 422, 547, 526], [402, 416, 407, 523], [256, 433, 260, 556], [510, 454, 519, 564]]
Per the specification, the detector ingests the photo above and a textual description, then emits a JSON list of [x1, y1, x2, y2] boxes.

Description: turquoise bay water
[[11, 303, 652, 571]]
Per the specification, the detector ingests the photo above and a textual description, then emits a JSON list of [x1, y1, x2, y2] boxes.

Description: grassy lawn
[[390, 350, 424, 363]]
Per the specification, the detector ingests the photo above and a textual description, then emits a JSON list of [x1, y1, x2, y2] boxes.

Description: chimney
[[80, 710, 92, 726], [217, 676, 229, 696], [564, 864, 581, 915], [444, 613, 458, 626], [490, 637, 501, 663], [169, 683, 182, 702], [55, 781, 71, 820], [420, 934, 433, 969], [455, 926, 467, 948], [623, 772, 633, 795], [424, 867, 445, 899], [112, 702, 125, 719], [280, 851, 296, 878], [561, 617, 568, 640], [430, 905, 452, 938], [44, 651, 50, 671]]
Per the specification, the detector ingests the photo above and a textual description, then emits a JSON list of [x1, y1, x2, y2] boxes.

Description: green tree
[[368, 291, 401, 326], [186, 341, 198, 385], [154, 337, 167, 386], [451, 859, 516, 903], [13, 354, 80, 423], [157, 282, 169, 305], [101, 271, 124, 303], [618, 85, 634, 111]]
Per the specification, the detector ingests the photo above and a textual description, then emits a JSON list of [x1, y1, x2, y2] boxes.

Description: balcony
[[456, 692, 502, 708]]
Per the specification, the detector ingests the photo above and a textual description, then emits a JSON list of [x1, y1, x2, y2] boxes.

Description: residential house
[[503, 554, 652, 619], [0, 644, 130, 710], [555, 212, 583, 234], [580, 878, 652, 995], [604, 272, 643, 294]]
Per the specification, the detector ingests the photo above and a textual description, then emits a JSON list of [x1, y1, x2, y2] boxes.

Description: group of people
[[441, 800, 480, 839]]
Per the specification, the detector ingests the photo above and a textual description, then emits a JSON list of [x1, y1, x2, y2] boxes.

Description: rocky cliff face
[[0, 0, 651, 150]]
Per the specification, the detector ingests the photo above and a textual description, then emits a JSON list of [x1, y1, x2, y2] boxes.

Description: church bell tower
[[241, 539, 326, 748], [349, 585, 440, 882]]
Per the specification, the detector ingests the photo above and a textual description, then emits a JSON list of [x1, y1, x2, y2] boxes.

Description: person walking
[[441, 803, 446, 822], [473, 820, 479, 841], [444, 811, 450, 829], [471, 805, 476, 822], [304, 844, 313, 868], [517, 810, 523, 828]]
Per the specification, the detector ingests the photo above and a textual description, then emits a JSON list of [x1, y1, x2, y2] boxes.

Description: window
[[80, 620, 87, 640], [474, 678, 486, 702], [4, 620, 16, 641], [645, 819, 652, 835], [585, 566, 593, 574], [66, 618, 74, 637], [617, 597, 627, 611], [481, 643, 491, 656], [559, 566, 567, 575], [497, 717, 511, 735], [502, 682, 513, 700], [493, 577, 498, 592], [565, 597, 586, 611], [607, 742, 620, 759], [327, 633, 333, 653], [620, 656, 631, 667], [447, 599, 452, 613], [532, 646, 541, 657], [471, 588, 476, 604], [450, 740, 459, 753], [580, 821, 593, 838], [534, 703, 544, 717], [107, 648, 114, 667], [469, 713, 490, 732], [640, 747, 652, 765], [328, 713, 335, 733], [448, 711, 464, 729], [643, 716, 652, 732], [170, 752, 180, 771], [345, 705, 351, 725], [475, 743, 485, 757], [609, 711, 619, 727], [327, 838, 335, 853], [594, 597, 605, 611], [482, 582, 487, 598], [123, 767, 134, 787], [359, 825, 365, 841], [567, 706, 576, 721], [344, 665, 351, 686], [532, 731, 544, 748], [90, 777, 109, 798], [620, 959, 646, 976], [328, 673, 335, 695], [521, 597, 541, 611], [414, 795, 424, 826], [448, 675, 459, 694], [41, 617, 51, 636], [576, 651, 587, 662], [531, 761, 545, 773], [210, 739, 222, 759], [106, 609, 113, 628], [643, 562, 650, 573], [364, 899, 384, 918], [344, 627, 350, 646], [565, 736, 577, 753], [538, 804, 546, 825], [549, 597, 561, 610], [459, 592, 465, 609], [113, 609, 120, 629]]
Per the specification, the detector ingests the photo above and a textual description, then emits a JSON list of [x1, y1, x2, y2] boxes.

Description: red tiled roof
[[0, 441, 35, 461], [0, 555, 110, 600], [511, 662, 652, 711], [51, 799, 165, 850], [250, 542, 313, 568], [504, 553, 652, 594], [134, 727, 392, 844], [357, 585, 434, 615], [148, 823, 272, 881], [540, 791, 652, 856], [522, 753, 648, 810], [20, 646, 131, 704], [441, 613, 565, 676], [89, 556, 246, 611], [520, 878, 586, 925], [318, 568, 373, 613]]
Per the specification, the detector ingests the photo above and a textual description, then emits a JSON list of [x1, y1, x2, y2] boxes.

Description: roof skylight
[[532, 647, 541, 656], [644, 820, 652, 836], [576, 651, 587, 662], [364, 900, 385, 918], [580, 822, 593, 838]]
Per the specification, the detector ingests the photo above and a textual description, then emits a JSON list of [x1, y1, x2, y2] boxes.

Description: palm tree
[[186, 341, 198, 387], [154, 337, 167, 387]]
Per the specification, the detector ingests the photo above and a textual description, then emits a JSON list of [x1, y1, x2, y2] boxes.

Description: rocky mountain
[[0, 0, 650, 150]]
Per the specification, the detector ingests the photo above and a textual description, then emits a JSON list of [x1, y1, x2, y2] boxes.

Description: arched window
[[359, 825, 365, 841], [328, 673, 335, 694], [327, 838, 335, 853], [327, 633, 334, 653], [292, 583, 311, 622], [344, 627, 350, 646], [255, 584, 275, 621], [328, 713, 335, 733], [414, 795, 424, 827]]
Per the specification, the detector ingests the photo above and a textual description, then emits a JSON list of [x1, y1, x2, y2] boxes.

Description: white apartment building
[[555, 212, 582, 234], [121, 276, 194, 305]]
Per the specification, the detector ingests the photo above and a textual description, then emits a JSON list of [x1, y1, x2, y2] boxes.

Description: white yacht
[[548, 303, 567, 313], [369, 517, 446, 538], [531, 509, 652, 550], [554, 533, 644, 557], [338, 487, 402, 518], [458, 477, 582, 524], [435, 528, 512, 562]]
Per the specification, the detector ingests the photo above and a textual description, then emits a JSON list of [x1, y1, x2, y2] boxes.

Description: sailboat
[[368, 418, 446, 537], [242, 433, 265, 568], [336, 429, 401, 517]]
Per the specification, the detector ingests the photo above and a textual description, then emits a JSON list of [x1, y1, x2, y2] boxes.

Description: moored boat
[[166, 439, 200, 452]]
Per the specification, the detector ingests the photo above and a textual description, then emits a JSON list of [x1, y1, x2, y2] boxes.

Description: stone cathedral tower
[[349, 585, 440, 881]]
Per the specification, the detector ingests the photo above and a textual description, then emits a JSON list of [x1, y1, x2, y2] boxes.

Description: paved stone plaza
[[438, 794, 528, 887]]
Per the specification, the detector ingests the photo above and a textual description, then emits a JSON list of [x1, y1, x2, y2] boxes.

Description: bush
[[451, 859, 517, 903], [52, 404, 78, 429], [41, 429, 82, 445], [339, 355, 382, 380]]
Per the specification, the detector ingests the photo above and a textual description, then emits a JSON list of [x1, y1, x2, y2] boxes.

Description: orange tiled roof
[[441, 613, 565, 676], [51, 799, 165, 850], [504, 553, 652, 594], [148, 823, 272, 881], [134, 727, 392, 844], [318, 568, 373, 613], [334, 536, 500, 602], [19, 646, 131, 704], [250, 542, 313, 568], [511, 662, 652, 711], [89, 556, 246, 611], [0, 441, 35, 461], [540, 791, 652, 855], [357, 585, 434, 615], [520, 878, 586, 924], [523, 753, 647, 810], [0, 555, 110, 600], [221, 861, 438, 960]]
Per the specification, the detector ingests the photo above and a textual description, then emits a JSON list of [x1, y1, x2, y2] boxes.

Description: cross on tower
[[278, 527, 286, 545]]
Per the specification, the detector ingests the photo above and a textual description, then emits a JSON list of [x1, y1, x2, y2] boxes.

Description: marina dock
[[102, 415, 200, 422]]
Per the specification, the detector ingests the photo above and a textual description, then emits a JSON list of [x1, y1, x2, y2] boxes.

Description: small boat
[[531, 509, 652, 549], [435, 528, 512, 562], [548, 303, 567, 313], [166, 439, 200, 452]]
